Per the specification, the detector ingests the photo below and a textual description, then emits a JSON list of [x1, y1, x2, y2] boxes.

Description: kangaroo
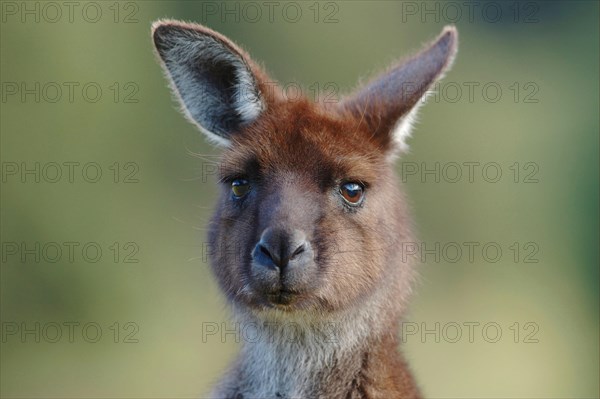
[[152, 20, 457, 399]]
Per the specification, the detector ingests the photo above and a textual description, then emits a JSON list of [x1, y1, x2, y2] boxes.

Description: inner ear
[[152, 21, 267, 143]]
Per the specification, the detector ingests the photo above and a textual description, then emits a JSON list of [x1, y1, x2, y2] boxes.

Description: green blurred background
[[1, 1, 598, 397]]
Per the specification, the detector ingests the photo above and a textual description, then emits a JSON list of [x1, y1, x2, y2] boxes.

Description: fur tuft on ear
[[152, 20, 269, 146], [340, 26, 458, 158]]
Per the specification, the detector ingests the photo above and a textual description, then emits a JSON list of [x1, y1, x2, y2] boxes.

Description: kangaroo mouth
[[265, 288, 304, 307]]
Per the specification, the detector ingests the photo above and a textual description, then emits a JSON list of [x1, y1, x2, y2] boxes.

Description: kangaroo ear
[[340, 26, 458, 157], [152, 20, 270, 146]]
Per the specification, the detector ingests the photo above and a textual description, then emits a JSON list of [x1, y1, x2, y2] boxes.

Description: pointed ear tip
[[442, 25, 458, 35], [151, 19, 165, 31], [150, 19, 211, 39], [151, 20, 178, 45], [151, 20, 230, 53], [151, 20, 202, 51], [151, 19, 177, 34], [440, 25, 458, 48]]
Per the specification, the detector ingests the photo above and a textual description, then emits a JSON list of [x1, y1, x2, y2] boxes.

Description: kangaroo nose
[[252, 228, 311, 270]]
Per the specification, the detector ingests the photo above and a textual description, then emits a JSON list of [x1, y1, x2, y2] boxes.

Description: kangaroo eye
[[231, 179, 251, 198], [340, 182, 364, 205]]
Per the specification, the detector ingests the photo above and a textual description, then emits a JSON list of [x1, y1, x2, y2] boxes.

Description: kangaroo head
[[152, 21, 457, 319]]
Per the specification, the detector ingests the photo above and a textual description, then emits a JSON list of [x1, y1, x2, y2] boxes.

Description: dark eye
[[231, 178, 250, 198], [340, 182, 364, 205]]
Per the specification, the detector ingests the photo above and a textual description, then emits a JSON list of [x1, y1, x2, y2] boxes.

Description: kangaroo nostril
[[259, 244, 273, 260], [290, 244, 305, 260]]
